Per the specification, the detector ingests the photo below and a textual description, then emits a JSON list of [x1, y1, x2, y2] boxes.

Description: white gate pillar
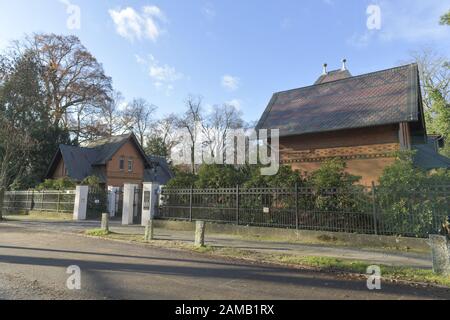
[[141, 182, 160, 226], [107, 186, 120, 218], [122, 184, 138, 225], [73, 186, 89, 221]]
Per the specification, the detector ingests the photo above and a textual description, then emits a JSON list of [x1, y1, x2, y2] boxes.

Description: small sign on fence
[[263, 207, 270, 214]]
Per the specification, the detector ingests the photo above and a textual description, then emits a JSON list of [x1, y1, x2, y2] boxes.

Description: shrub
[[243, 165, 303, 189], [81, 175, 103, 188], [377, 151, 450, 237], [36, 177, 76, 191]]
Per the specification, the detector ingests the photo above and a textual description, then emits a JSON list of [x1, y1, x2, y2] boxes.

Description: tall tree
[[411, 49, 450, 111], [100, 91, 126, 137], [440, 10, 450, 25], [0, 50, 70, 188], [146, 113, 179, 158], [13, 33, 113, 142], [411, 49, 450, 156], [201, 103, 244, 161], [175, 96, 203, 174], [123, 98, 157, 146]]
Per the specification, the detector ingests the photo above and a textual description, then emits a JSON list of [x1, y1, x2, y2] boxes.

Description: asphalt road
[[0, 222, 449, 300]]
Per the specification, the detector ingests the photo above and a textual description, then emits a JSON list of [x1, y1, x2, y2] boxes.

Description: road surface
[[0, 221, 449, 300]]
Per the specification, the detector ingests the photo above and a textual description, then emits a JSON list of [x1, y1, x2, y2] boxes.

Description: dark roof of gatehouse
[[46, 133, 173, 184], [256, 63, 424, 137]]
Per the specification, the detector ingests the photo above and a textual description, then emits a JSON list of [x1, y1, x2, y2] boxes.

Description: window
[[119, 157, 125, 171], [128, 159, 133, 172]]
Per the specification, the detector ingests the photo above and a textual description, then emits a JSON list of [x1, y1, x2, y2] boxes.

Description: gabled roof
[[46, 133, 154, 182], [413, 137, 450, 170], [58, 145, 99, 181], [86, 133, 149, 166], [257, 63, 422, 137], [144, 155, 174, 185]]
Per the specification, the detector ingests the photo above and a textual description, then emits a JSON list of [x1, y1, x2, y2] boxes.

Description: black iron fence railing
[[159, 185, 450, 238]]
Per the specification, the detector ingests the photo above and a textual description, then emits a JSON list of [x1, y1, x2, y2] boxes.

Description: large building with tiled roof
[[257, 60, 450, 185]]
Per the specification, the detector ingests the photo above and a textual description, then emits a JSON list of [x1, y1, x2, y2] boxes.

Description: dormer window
[[128, 158, 133, 172], [119, 157, 125, 171]]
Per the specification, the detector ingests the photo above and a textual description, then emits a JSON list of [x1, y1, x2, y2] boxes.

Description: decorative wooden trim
[[280, 152, 396, 164]]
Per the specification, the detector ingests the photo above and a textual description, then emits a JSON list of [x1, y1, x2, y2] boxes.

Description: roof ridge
[[275, 63, 418, 95]]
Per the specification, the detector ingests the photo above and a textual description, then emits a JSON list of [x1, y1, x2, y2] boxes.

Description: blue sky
[[0, 0, 449, 122]]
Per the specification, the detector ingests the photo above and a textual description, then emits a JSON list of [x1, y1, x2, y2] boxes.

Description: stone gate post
[[73, 186, 89, 221], [122, 184, 138, 225]]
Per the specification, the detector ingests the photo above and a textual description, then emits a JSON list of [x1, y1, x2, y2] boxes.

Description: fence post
[[430, 235, 450, 276], [195, 220, 206, 247], [31, 190, 34, 211], [144, 218, 154, 241], [371, 182, 378, 235], [57, 191, 61, 213], [73, 186, 89, 221], [101, 213, 109, 232], [236, 185, 240, 225], [0, 187, 4, 221], [189, 185, 193, 222], [295, 183, 299, 231]]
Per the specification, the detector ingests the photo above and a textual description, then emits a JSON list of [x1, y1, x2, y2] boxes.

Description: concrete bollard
[[430, 235, 450, 276], [144, 218, 154, 241], [0, 187, 4, 221], [101, 213, 109, 232], [195, 221, 206, 247]]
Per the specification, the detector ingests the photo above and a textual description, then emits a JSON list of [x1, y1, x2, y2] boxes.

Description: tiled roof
[[413, 137, 450, 170], [256, 63, 421, 137], [314, 69, 352, 85], [47, 133, 173, 184]]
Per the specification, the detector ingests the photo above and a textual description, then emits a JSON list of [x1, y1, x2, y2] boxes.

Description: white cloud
[[348, 0, 450, 47], [109, 6, 166, 42], [201, 2, 216, 20], [226, 99, 242, 111], [221, 75, 240, 91], [136, 54, 184, 95]]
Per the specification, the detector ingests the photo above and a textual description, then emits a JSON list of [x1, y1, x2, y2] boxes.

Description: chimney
[[322, 63, 328, 75], [341, 58, 347, 71]]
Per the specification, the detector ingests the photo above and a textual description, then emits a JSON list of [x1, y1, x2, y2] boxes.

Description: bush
[[165, 169, 197, 189], [243, 165, 303, 189], [36, 177, 76, 191], [81, 175, 103, 188], [377, 151, 450, 237]]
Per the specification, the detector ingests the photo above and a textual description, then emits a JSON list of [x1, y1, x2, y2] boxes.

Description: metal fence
[[2, 190, 76, 213], [159, 185, 450, 238]]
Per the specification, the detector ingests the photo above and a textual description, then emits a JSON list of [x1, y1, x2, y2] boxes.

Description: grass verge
[[85, 229, 111, 237], [83, 230, 450, 288], [4, 211, 72, 221]]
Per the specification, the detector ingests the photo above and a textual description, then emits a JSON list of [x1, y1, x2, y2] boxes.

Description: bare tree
[[148, 113, 179, 156], [201, 103, 244, 161], [123, 98, 157, 146], [100, 91, 126, 137], [410, 48, 450, 111], [175, 95, 203, 174]]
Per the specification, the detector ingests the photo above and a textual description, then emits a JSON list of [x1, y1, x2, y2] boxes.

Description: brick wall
[[106, 140, 146, 187], [280, 125, 400, 185]]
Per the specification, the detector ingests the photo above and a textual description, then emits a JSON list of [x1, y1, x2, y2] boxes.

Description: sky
[[0, 0, 449, 122]]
